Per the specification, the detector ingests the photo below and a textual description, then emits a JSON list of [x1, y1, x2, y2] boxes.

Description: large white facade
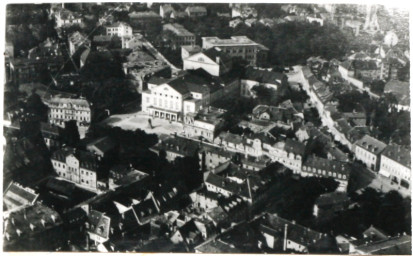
[[106, 22, 133, 37]]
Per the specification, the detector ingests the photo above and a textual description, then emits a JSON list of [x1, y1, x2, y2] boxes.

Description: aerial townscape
[[3, 2, 411, 254]]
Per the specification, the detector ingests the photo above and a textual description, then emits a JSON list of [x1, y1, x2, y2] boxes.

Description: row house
[[301, 156, 351, 192], [214, 131, 305, 173], [150, 135, 200, 162], [379, 144, 411, 188], [202, 36, 268, 66], [183, 107, 227, 142], [241, 67, 287, 97], [198, 143, 236, 171], [354, 135, 387, 171], [268, 139, 305, 173], [183, 47, 233, 77], [163, 23, 196, 50], [51, 147, 100, 190]]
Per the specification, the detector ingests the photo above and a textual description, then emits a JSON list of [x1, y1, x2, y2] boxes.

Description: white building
[[46, 96, 92, 138], [106, 22, 133, 37], [354, 135, 387, 171], [54, 9, 82, 28], [51, 147, 99, 190], [202, 36, 268, 66], [142, 73, 225, 122], [379, 144, 411, 187], [183, 48, 233, 77]]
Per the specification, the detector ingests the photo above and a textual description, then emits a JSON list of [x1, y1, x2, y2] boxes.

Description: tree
[[60, 120, 80, 147]]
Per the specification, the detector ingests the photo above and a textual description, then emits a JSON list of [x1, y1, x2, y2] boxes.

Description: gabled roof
[[151, 136, 200, 157], [4, 182, 39, 212], [86, 136, 116, 154], [243, 67, 285, 85], [87, 210, 111, 239], [314, 192, 350, 208], [131, 193, 160, 225], [260, 212, 324, 248]]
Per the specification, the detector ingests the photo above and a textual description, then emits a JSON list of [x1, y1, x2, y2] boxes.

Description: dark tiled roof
[[260, 212, 324, 248], [355, 235, 411, 255], [202, 47, 232, 63], [243, 67, 285, 85], [303, 156, 350, 180], [381, 144, 411, 168], [152, 136, 200, 157], [314, 192, 350, 208], [4, 182, 39, 211], [87, 210, 111, 239], [87, 136, 116, 154], [51, 147, 98, 171], [284, 139, 305, 156], [131, 194, 160, 225], [355, 135, 387, 155], [4, 203, 62, 240]]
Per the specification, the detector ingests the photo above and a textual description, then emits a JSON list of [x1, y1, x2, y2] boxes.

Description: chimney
[[216, 57, 220, 64], [283, 224, 288, 251]]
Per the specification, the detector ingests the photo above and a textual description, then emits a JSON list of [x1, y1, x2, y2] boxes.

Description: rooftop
[[384, 80, 410, 106], [86, 136, 116, 154], [4, 203, 62, 240], [4, 182, 39, 212], [355, 235, 411, 255], [163, 23, 194, 37], [303, 155, 351, 179], [243, 67, 285, 85], [355, 135, 387, 155], [381, 144, 411, 168], [202, 36, 268, 50], [314, 192, 350, 208]]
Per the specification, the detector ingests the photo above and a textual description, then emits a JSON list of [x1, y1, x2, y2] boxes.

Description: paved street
[[101, 111, 184, 136]]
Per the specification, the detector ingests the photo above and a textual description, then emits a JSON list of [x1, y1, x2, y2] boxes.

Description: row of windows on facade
[[356, 146, 376, 161], [50, 114, 90, 121], [381, 161, 410, 180], [51, 109, 90, 114], [221, 48, 256, 54], [53, 161, 94, 176], [57, 171, 92, 185], [302, 166, 347, 180]]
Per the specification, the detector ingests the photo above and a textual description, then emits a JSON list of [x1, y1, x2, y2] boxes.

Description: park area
[[100, 111, 184, 136]]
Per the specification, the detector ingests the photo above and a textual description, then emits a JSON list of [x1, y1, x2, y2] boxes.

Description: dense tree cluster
[[315, 188, 411, 237]]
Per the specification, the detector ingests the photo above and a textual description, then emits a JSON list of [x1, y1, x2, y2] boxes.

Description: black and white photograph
[[2, 1, 412, 254]]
